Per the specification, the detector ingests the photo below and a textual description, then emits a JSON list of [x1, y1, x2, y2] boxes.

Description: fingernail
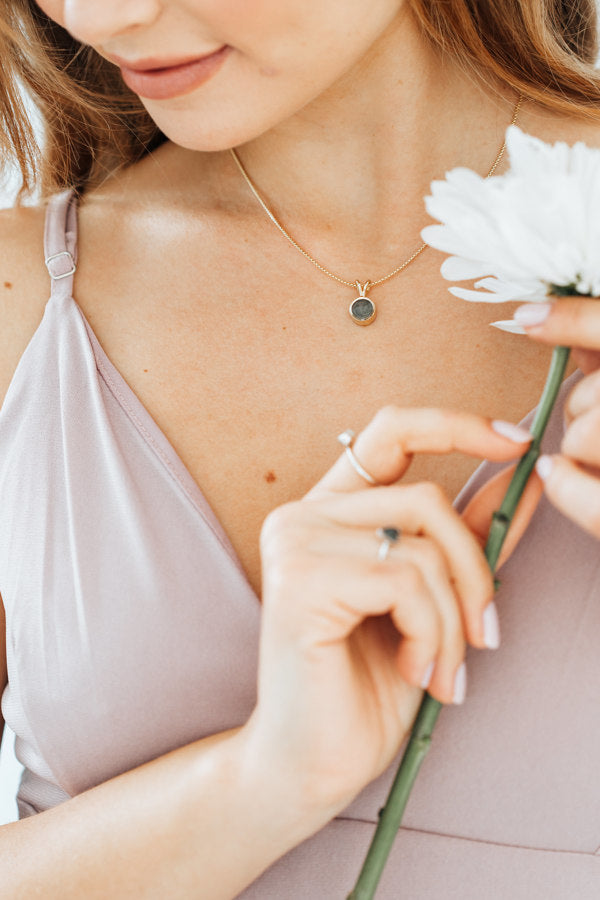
[[536, 454, 554, 481], [491, 420, 532, 443], [513, 302, 552, 327], [482, 601, 501, 649], [420, 660, 435, 689], [453, 662, 467, 705]]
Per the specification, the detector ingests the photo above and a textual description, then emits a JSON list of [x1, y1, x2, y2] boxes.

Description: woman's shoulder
[[0, 197, 47, 256], [0, 201, 52, 413]]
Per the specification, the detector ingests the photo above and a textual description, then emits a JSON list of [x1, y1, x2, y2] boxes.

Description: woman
[[0, 0, 598, 896]]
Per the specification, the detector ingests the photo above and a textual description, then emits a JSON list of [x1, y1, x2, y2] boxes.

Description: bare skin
[[0, 0, 597, 895]]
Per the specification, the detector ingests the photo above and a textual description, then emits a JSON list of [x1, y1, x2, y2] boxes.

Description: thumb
[[461, 463, 544, 569]]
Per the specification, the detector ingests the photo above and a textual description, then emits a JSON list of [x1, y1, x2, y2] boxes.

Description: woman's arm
[[0, 723, 329, 900]]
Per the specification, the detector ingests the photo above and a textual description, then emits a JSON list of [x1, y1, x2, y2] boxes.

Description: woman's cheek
[[34, 0, 66, 26]]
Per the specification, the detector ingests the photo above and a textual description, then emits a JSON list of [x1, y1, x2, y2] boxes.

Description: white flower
[[421, 126, 600, 332]]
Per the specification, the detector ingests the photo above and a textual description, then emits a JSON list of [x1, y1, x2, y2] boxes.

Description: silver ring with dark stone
[[376, 526, 401, 561]]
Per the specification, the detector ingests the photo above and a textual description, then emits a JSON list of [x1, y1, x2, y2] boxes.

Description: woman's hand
[[513, 297, 600, 538], [241, 407, 532, 817]]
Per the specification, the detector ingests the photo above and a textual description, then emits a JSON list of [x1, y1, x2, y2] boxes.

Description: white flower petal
[[440, 255, 493, 281], [448, 286, 497, 302], [448, 277, 548, 304], [490, 319, 527, 334], [448, 286, 510, 303], [479, 278, 549, 302], [474, 277, 510, 291]]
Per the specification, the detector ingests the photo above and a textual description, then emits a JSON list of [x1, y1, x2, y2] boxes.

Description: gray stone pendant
[[349, 280, 376, 326]]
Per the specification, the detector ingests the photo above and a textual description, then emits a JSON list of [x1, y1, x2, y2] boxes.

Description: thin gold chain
[[229, 95, 524, 291]]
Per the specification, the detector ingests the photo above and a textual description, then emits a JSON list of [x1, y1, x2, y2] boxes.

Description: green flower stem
[[485, 344, 570, 569], [346, 694, 442, 900], [347, 343, 571, 900]]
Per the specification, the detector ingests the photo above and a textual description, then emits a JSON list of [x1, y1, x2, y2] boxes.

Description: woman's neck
[[237, 9, 515, 261], [133, 7, 518, 273]]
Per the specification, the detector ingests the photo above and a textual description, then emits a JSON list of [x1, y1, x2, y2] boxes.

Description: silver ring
[[337, 429, 379, 485], [376, 526, 401, 561]]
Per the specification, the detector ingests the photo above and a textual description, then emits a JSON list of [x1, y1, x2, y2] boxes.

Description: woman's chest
[[75, 265, 554, 598]]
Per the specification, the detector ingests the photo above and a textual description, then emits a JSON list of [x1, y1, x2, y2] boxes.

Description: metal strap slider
[[45, 250, 77, 281]]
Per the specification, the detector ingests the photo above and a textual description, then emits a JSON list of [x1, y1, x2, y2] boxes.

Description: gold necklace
[[230, 95, 524, 327]]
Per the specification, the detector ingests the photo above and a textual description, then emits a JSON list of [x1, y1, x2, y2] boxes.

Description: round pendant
[[349, 280, 376, 326], [349, 295, 376, 325]]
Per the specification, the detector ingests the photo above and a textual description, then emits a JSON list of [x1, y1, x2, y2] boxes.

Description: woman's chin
[[139, 113, 282, 153], [135, 74, 330, 154]]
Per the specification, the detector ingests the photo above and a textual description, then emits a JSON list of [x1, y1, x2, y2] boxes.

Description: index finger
[[306, 406, 532, 499]]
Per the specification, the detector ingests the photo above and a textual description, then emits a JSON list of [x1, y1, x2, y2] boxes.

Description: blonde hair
[[1, 0, 599, 202]]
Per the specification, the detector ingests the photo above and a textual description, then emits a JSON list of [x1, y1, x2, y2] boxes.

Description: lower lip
[[120, 46, 231, 100]]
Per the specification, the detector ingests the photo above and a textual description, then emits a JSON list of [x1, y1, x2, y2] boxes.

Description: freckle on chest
[[3, 281, 12, 289], [264, 471, 277, 483]]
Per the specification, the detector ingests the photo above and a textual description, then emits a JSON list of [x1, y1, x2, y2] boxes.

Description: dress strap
[[43, 187, 78, 299]]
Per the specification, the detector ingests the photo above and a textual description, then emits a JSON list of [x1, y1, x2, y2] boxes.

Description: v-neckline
[[72, 293, 519, 601]]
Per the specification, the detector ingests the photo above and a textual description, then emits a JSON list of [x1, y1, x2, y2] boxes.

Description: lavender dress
[[0, 189, 598, 897]]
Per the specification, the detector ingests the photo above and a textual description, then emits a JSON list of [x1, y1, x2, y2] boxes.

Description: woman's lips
[[119, 46, 231, 100]]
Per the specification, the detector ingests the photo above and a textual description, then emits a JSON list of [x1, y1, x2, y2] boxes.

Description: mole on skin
[[265, 471, 277, 483], [3, 282, 12, 289]]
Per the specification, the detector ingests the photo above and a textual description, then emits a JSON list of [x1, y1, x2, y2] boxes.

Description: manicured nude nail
[[482, 601, 501, 649], [453, 662, 467, 705], [420, 661, 435, 689], [491, 420, 532, 443], [513, 302, 552, 327], [536, 454, 554, 481]]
